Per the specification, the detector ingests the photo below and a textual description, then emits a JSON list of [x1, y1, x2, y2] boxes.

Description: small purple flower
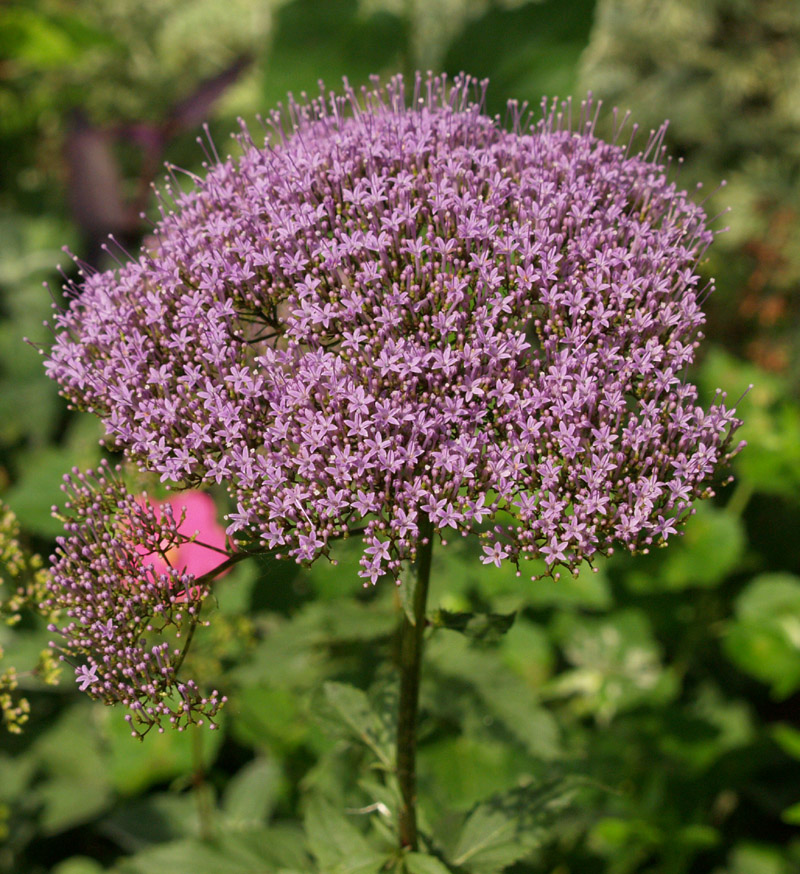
[[75, 663, 98, 692]]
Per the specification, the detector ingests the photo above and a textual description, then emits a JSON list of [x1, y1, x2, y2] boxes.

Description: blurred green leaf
[[2, 414, 103, 537], [231, 683, 312, 753], [772, 723, 800, 761], [782, 802, 800, 826], [658, 684, 755, 772], [314, 681, 394, 770], [722, 842, 796, 874], [223, 756, 283, 830], [499, 616, 554, 687], [0, 6, 98, 66], [446, 777, 584, 874], [262, 0, 405, 113], [100, 792, 199, 851], [420, 736, 527, 812], [113, 837, 260, 874], [433, 609, 516, 642], [588, 816, 661, 856], [525, 560, 612, 609], [698, 349, 800, 499], [547, 609, 677, 721], [659, 502, 745, 588], [404, 853, 452, 874], [723, 573, 800, 699], [50, 858, 106, 874], [31, 703, 113, 834], [114, 826, 311, 873], [304, 795, 386, 874], [426, 631, 561, 759]]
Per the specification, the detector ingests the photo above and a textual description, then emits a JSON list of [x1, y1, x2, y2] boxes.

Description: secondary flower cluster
[[47, 73, 742, 593], [43, 463, 226, 734]]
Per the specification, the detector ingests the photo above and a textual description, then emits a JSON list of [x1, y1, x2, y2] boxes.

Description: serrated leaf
[[304, 796, 385, 873], [316, 682, 394, 769], [447, 778, 585, 874], [217, 827, 311, 871], [451, 812, 530, 872], [425, 634, 561, 760], [404, 852, 453, 874]]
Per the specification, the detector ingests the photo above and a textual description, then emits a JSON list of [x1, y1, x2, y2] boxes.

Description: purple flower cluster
[[47, 73, 742, 592], [44, 463, 225, 734]]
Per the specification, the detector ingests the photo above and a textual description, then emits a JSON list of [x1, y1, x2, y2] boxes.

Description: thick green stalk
[[396, 513, 434, 850]]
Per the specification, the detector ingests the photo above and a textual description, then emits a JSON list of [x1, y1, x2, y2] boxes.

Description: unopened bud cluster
[[43, 463, 225, 734]]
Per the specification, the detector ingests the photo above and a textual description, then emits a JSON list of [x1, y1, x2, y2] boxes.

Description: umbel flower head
[[44, 73, 743, 726]]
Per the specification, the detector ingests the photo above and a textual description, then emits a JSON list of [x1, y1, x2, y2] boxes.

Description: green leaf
[[781, 802, 800, 825], [100, 793, 198, 851], [231, 683, 312, 753], [303, 796, 386, 873], [218, 827, 312, 872], [113, 839, 261, 874], [547, 609, 677, 721], [426, 633, 561, 760], [525, 560, 612, 609], [222, 757, 283, 830], [315, 682, 394, 770], [500, 618, 554, 687], [698, 349, 800, 499], [404, 852, 453, 874], [772, 723, 800, 760], [723, 574, 800, 699], [113, 828, 312, 874], [51, 859, 105, 874], [447, 778, 584, 874], [420, 736, 526, 812], [723, 842, 794, 874], [450, 804, 532, 872], [2, 415, 103, 537], [434, 610, 516, 642], [30, 703, 113, 834]]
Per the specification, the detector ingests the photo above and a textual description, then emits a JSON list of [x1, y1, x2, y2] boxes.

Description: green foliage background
[[1, 1, 799, 872]]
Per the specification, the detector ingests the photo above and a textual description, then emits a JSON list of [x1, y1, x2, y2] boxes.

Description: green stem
[[396, 513, 434, 851]]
